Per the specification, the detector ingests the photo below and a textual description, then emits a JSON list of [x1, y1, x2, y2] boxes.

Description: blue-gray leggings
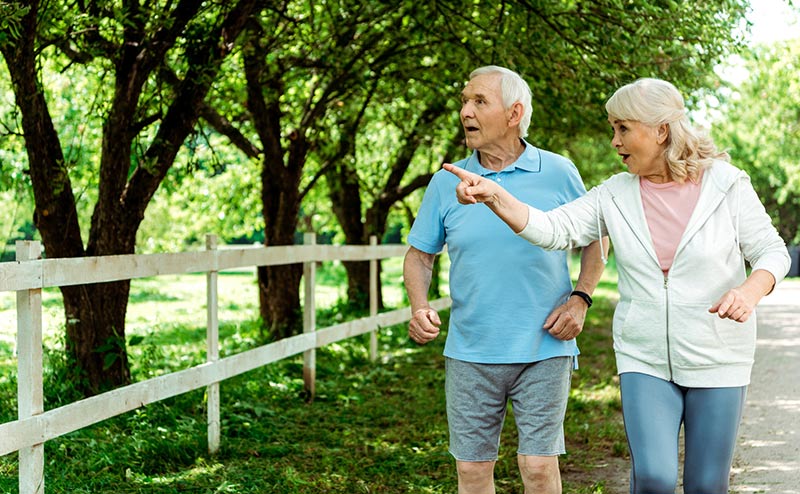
[[620, 372, 747, 494]]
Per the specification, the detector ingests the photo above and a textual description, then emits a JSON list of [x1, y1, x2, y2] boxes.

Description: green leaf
[[128, 335, 145, 346], [103, 352, 119, 370]]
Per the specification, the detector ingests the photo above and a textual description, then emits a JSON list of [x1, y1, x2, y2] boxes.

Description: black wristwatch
[[570, 290, 593, 308]]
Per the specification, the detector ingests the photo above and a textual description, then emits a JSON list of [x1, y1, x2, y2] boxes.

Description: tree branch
[[199, 103, 262, 159]]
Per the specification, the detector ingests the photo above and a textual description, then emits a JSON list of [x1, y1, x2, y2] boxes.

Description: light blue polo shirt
[[407, 141, 586, 364]]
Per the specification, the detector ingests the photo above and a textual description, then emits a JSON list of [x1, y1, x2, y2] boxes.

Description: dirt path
[[730, 278, 800, 493]]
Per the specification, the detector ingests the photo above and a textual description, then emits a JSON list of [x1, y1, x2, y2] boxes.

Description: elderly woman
[[443, 78, 791, 493]]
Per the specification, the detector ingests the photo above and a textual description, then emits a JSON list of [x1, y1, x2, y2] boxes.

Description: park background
[[1, 0, 798, 492]]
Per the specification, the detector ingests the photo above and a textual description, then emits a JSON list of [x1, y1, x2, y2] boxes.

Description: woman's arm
[[736, 176, 792, 287], [708, 175, 791, 322], [444, 162, 607, 252]]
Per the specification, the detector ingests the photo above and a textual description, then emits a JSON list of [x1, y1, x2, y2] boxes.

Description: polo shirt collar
[[464, 139, 541, 176]]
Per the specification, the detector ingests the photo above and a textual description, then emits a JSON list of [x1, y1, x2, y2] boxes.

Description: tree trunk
[[326, 162, 379, 310], [1, 0, 257, 395], [242, 29, 311, 340], [0, 5, 131, 393], [258, 156, 304, 340], [61, 283, 132, 390], [341, 260, 371, 308], [258, 263, 303, 340]]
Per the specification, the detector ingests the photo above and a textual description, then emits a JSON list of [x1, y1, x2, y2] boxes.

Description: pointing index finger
[[442, 163, 472, 181]]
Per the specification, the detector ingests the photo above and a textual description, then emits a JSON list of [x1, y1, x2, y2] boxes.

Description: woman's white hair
[[605, 78, 729, 183], [470, 65, 532, 138]]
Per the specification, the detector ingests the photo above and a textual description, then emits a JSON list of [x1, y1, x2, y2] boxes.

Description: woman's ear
[[656, 123, 670, 145]]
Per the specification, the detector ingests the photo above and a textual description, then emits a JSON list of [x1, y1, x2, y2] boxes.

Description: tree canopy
[[712, 38, 800, 245], [0, 0, 753, 394]]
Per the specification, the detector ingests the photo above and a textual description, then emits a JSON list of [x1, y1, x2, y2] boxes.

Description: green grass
[[0, 255, 626, 493]]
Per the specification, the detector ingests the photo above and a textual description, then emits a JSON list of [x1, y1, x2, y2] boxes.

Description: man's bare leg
[[518, 455, 561, 494], [457, 460, 496, 494]]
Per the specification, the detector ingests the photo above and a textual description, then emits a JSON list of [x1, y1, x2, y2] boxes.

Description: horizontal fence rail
[[0, 244, 413, 291], [0, 235, 451, 494]]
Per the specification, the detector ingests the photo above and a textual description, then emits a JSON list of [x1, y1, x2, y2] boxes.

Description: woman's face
[[608, 118, 670, 183]]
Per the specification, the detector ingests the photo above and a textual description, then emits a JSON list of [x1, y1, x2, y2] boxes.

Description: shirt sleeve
[[406, 173, 446, 255], [735, 175, 791, 285], [561, 159, 588, 204], [518, 185, 605, 250]]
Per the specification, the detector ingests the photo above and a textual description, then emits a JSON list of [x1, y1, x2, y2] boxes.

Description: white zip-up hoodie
[[519, 160, 791, 387]]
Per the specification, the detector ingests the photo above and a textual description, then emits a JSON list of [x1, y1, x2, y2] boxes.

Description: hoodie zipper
[[664, 274, 673, 381]]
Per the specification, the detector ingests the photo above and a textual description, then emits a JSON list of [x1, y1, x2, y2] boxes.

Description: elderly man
[[403, 66, 606, 494]]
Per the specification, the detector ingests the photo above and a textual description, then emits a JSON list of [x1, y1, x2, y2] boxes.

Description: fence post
[[16, 241, 44, 494], [206, 234, 220, 454], [369, 236, 378, 361], [303, 233, 317, 401]]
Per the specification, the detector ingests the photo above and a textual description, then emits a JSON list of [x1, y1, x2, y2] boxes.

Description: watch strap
[[570, 290, 593, 308]]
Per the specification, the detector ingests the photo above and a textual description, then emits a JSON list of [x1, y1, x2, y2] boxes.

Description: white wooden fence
[[0, 234, 451, 494]]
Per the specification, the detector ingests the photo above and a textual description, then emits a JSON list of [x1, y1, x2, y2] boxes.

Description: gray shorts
[[445, 356, 573, 461]]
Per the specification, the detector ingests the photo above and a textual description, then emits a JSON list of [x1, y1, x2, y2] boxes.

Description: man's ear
[[657, 123, 670, 145], [508, 101, 524, 127]]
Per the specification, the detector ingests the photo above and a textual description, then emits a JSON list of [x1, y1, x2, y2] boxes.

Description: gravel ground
[[730, 278, 800, 493]]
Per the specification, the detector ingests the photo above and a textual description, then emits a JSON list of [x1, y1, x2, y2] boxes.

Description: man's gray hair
[[470, 65, 533, 138]]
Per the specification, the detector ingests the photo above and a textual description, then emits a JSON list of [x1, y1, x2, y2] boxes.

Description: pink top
[[640, 175, 703, 273]]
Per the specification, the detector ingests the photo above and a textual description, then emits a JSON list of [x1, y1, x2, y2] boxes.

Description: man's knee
[[518, 455, 561, 493], [456, 460, 495, 492]]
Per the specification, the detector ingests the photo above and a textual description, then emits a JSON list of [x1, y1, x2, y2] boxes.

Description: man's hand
[[543, 297, 588, 341], [409, 308, 442, 344]]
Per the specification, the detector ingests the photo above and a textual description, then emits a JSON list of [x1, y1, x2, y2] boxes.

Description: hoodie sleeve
[[735, 175, 791, 285], [517, 184, 607, 250]]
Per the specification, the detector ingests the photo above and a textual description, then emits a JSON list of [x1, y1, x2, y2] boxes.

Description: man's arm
[[573, 239, 608, 299], [544, 238, 609, 340], [403, 246, 442, 344]]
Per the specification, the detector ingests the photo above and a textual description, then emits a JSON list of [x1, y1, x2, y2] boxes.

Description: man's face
[[460, 73, 512, 151]]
